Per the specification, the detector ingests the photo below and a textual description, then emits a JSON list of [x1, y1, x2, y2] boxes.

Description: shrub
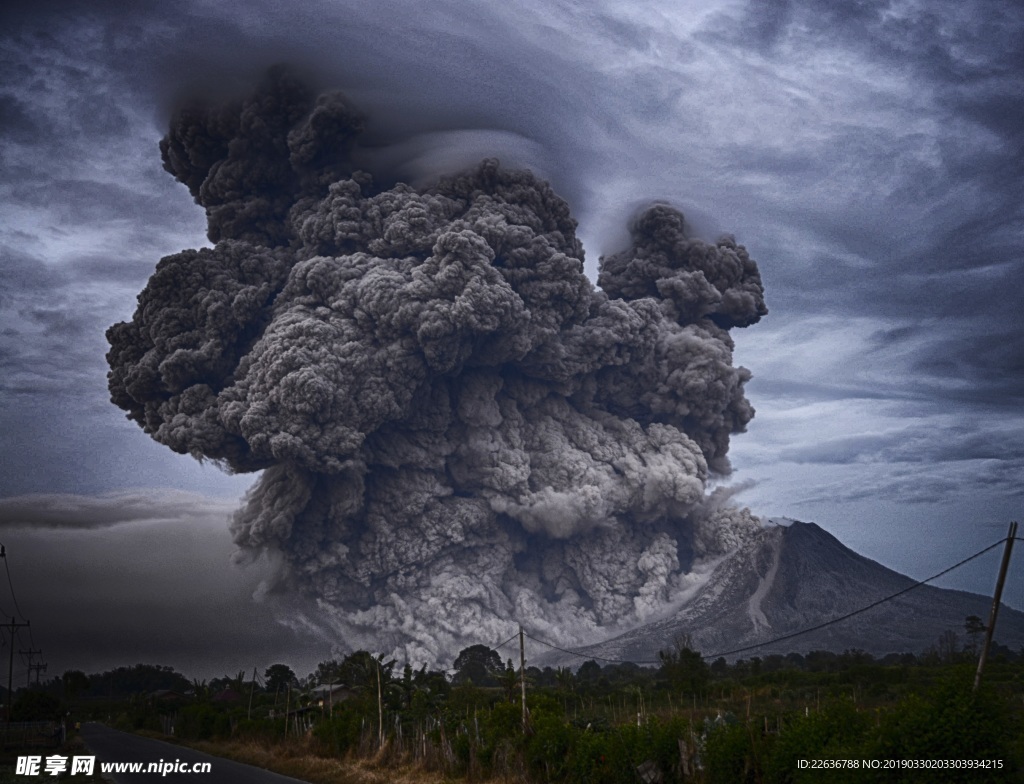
[[704, 722, 765, 784], [12, 690, 61, 721], [177, 703, 230, 740], [313, 710, 366, 756], [764, 701, 867, 784], [864, 677, 1017, 783], [525, 711, 573, 782]]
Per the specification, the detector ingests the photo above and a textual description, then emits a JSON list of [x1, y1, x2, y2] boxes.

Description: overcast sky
[[1, 0, 1022, 681]]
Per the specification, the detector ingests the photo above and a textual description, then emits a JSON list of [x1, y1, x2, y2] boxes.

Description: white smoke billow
[[107, 67, 767, 665]]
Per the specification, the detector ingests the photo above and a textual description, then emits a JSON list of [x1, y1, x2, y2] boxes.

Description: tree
[[87, 664, 190, 697], [452, 644, 503, 686], [577, 660, 601, 683], [210, 670, 247, 694], [658, 641, 709, 697], [12, 690, 60, 721], [62, 670, 89, 702], [964, 615, 986, 657], [554, 667, 575, 697], [264, 663, 297, 694], [337, 651, 394, 692], [190, 678, 209, 700], [313, 658, 344, 686], [805, 650, 839, 673], [499, 659, 519, 703], [936, 629, 960, 664]]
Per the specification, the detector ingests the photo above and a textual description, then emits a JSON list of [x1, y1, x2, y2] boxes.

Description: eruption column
[[107, 68, 767, 664]]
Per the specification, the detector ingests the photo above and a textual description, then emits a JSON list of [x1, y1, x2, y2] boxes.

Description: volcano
[[537, 520, 1024, 665]]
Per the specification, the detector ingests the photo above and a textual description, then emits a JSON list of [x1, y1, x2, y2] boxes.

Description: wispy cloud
[[0, 489, 238, 529]]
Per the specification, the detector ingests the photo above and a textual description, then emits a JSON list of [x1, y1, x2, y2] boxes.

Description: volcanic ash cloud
[[107, 68, 767, 664]]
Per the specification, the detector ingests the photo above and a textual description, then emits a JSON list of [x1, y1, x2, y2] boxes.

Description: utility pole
[[974, 521, 1018, 693], [28, 663, 46, 686], [519, 624, 527, 733], [376, 659, 384, 749], [20, 649, 42, 687], [247, 666, 257, 721], [283, 684, 290, 737], [2, 617, 30, 730]]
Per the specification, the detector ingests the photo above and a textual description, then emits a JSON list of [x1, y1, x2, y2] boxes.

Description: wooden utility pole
[[20, 649, 42, 687], [2, 618, 30, 730], [974, 521, 1018, 693], [247, 666, 257, 721], [283, 684, 290, 737], [28, 663, 46, 686], [519, 625, 527, 732], [376, 660, 384, 749]]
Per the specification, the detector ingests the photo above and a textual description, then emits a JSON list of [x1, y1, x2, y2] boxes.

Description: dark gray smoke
[[107, 67, 767, 663]]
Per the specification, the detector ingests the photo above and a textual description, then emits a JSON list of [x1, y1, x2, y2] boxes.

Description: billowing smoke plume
[[107, 67, 767, 664]]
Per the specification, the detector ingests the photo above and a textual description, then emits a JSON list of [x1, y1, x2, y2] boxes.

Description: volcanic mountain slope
[[541, 520, 1024, 665]]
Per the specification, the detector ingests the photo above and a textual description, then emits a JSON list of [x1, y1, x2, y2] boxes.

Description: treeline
[[20, 634, 1024, 783]]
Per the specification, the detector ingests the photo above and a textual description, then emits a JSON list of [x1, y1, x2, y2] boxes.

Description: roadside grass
[[195, 739, 455, 783], [137, 731, 478, 784]]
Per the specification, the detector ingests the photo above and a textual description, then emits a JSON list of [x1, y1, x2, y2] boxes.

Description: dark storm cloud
[[0, 249, 110, 395], [0, 4, 217, 501], [806, 454, 1024, 506], [0, 4, 212, 224], [738, 0, 1024, 86], [717, 0, 1024, 423], [745, 377, 897, 404], [0, 245, 56, 298], [867, 314, 1024, 409], [15, 179, 181, 226], [4, 0, 613, 215], [778, 423, 1024, 467], [0, 94, 41, 143], [731, 0, 1024, 262]]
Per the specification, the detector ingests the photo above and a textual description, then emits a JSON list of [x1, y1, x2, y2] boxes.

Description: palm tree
[[190, 678, 209, 701]]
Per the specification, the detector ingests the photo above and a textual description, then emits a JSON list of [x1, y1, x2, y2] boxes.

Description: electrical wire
[[492, 633, 520, 651], [2, 553, 28, 622], [0, 545, 38, 661], [523, 631, 659, 665]]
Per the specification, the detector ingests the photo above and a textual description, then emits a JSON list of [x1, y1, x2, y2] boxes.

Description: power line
[[523, 631, 659, 665], [0, 545, 35, 651], [0, 547, 14, 620], [1, 548, 28, 622], [492, 633, 520, 651]]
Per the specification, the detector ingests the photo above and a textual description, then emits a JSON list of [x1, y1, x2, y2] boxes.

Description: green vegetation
[[21, 630, 1024, 783]]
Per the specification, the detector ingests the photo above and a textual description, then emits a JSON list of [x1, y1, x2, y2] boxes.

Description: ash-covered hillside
[[538, 520, 1024, 665]]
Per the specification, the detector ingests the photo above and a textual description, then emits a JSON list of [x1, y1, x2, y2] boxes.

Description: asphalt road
[[79, 723, 311, 784]]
